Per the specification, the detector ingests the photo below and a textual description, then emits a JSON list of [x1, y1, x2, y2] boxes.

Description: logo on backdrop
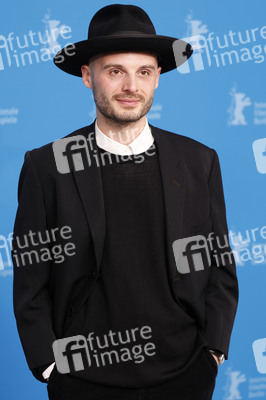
[[173, 10, 266, 73], [223, 365, 247, 399], [227, 85, 251, 126], [185, 10, 209, 39], [88, 93, 96, 123], [0, 9, 73, 71], [41, 9, 69, 59], [252, 138, 266, 174], [229, 224, 266, 266], [227, 84, 266, 126], [0, 233, 13, 277], [174, 11, 211, 74], [147, 104, 163, 121], [253, 338, 266, 374], [0, 107, 19, 126], [223, 363, 266, 398]]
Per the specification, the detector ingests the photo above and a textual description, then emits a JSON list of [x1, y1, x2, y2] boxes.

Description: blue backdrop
[[1, 1, 266, 399]]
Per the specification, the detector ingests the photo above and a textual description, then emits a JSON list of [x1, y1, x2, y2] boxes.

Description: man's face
[[81, 52, 161, 125]]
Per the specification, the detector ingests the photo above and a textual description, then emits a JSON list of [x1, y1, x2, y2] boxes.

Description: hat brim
[[53, 34, 193, 77]]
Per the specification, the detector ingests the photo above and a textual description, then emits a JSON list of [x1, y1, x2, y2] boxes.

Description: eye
[[139, 70, 150, 76], [110, 69, 122, 75]]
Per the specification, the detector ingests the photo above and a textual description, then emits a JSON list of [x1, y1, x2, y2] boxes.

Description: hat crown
[[53, 3, 193, 77], [88, 4, 156, 39]]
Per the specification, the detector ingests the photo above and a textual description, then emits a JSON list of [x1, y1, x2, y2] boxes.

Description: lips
[[116, 98, 141, 106]]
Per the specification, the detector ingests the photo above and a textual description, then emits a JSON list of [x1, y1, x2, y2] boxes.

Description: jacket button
[[98, 272, 102, 278], [90, 271, 96, 279]]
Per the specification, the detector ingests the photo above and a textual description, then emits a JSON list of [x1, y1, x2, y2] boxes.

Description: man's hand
[[211, 353, 219, 367]]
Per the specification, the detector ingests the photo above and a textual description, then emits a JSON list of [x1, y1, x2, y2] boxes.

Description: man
[[12, 4, 239, 400]]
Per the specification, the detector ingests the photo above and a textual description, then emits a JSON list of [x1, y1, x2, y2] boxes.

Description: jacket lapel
[[71, 122, 185, 281], [151, 125, 186, 280], [71, 122, 106, 271]]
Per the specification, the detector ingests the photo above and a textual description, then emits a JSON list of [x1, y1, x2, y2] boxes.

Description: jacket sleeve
[[12, 151, 56, 382], [204, 149, 239, 359]]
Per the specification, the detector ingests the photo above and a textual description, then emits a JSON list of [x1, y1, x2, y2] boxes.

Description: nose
[[121, 73, 138, 93]]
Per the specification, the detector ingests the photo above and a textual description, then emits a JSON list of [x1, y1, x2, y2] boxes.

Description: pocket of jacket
[[203, 347, 218, 377], [47, 365, 59, 387]]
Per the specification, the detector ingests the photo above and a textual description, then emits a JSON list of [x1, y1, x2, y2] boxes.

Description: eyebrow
[[102, 64, 156, 71]]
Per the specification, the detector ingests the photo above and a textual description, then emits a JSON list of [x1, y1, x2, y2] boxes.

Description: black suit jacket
[[12, 121, 239, 382]]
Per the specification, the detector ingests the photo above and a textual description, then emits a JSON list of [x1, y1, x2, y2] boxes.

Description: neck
[[96, 113, 147, 145]]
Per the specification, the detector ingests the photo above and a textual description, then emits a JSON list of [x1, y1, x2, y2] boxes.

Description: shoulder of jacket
[[25, 123, 95, 162], [149, 124, 215, 154]]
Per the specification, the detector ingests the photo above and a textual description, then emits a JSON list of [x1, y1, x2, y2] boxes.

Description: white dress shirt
[[95, 118, 154, 155], [43, 118, 154, 380]]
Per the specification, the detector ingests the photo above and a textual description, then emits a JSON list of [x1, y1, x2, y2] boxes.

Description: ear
[[154, 66, 162, 90], [81, 65, 93, 89]]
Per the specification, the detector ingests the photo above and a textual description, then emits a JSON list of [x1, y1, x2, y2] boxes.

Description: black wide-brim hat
[[53, 4, 193, 77]]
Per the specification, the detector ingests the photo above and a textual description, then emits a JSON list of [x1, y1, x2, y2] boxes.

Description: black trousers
[[47, 347, 218, 400]]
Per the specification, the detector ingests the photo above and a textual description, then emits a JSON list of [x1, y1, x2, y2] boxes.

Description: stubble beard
[[92, 85, 154, 126]]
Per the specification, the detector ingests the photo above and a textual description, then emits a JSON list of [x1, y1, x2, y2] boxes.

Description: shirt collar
[[95, 119, 154, 155]]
